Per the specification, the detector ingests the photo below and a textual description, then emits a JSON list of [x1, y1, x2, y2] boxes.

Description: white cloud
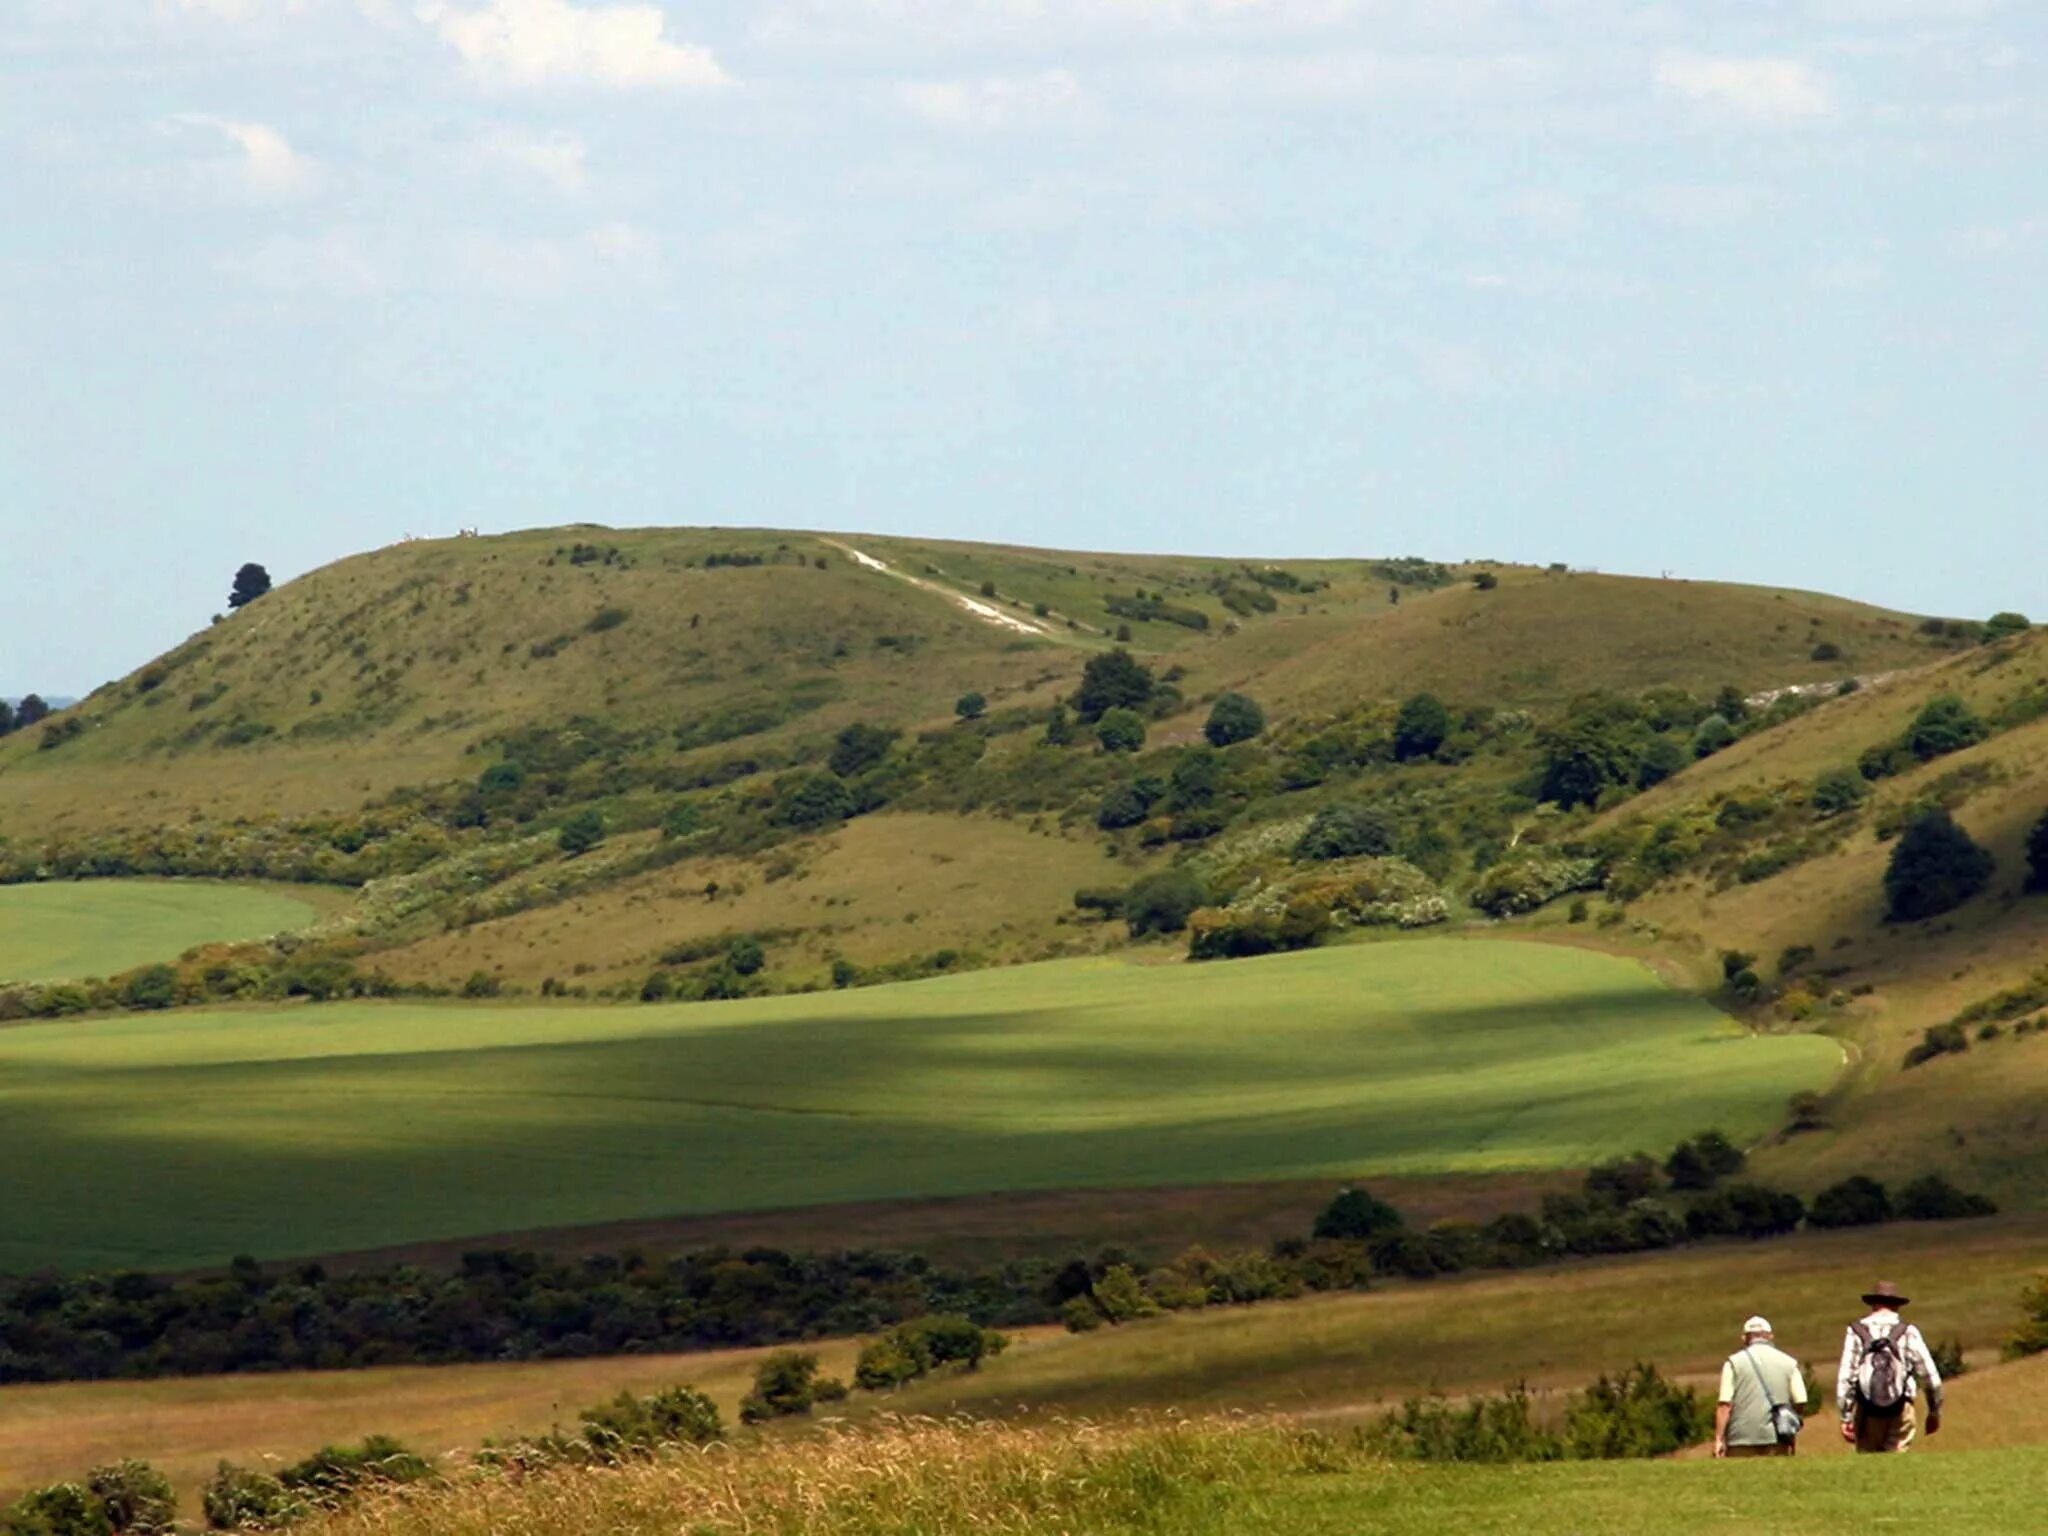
[[416, 0, 728, 89], [169, 114, 317, 198], [466, 125, 590, 192], [896, 70, 1085, 131], [222, 226, 390, 294], [1655, 52, 1837, 124]]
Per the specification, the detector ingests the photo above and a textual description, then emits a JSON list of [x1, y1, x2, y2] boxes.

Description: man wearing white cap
[[1714, 1315, 1808, 1458]]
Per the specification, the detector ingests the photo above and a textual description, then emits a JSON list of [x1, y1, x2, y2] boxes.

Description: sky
[[2, 1, 2043, 694]]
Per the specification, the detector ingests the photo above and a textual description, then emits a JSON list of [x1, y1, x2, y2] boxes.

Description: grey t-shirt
[[1719, 1342, 1808, 1447]]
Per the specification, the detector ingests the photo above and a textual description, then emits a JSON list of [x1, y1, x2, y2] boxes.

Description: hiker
[[1714, 1315, 1807, 1457], [1837, 1279, 1943, 1453]]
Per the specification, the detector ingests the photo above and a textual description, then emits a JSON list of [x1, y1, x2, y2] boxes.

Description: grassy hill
[[0, 940, 1830, 1270]]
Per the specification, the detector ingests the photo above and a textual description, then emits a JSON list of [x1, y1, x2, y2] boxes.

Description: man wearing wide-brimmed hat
[[1837, 1279, 1944, 1453]]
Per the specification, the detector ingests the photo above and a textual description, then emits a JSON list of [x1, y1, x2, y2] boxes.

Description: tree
[[726, 937, 765, 976], [1983, 611, 2031, 644], [2028, 809, 2048, 893], [1472, 571, 1499, 590], [1635, 735, 1687, 789], [15, 693, 50, 728], [1073, 648, 1154, 721], [1294, 803, 1396, 861], [1807, 1175, 1892, 1229], [778, 771, 856, 827], [1123, 868, 1208, 937], [121, 965, 178, 1011], [1393, 693, 1450, 761], [1539, 696, 1649, 808], [1690, 714, 1735, 759], [1811, 766, 1869, 817], [228, 562, 272, 610], [1043, 703, 1075, 746], [1313, 1187, 1404, 1241], [1905, 694, 1987, 762], [954, 692, 987, 722], [1203, 692, 1265, 747], [1165, 747, 1221, 812], [1884, 808, 1994, 922], [829, 722, 897, 778], [1096, 780, 1160, 830], [1584, 1154, 1660, 1207], [557, 809, 606, 855], [1096, 708, 1146, 753], [1712, 685, 1750, 725], [739, 1351, 838, 1423], [0, 699, 14, 735]]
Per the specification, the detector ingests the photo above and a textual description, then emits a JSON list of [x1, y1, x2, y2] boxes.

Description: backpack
[[1854, 1322, 1909, 1417]]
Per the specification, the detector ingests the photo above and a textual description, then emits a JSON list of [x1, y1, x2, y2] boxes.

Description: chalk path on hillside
[[823, 539, 1061, 639]]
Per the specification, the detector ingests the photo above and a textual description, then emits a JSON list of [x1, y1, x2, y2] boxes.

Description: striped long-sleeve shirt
[[1836, 1309, 1943, 1421]]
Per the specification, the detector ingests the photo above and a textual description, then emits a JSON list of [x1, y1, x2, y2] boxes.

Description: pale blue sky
[[3, 1, 2043, 693]]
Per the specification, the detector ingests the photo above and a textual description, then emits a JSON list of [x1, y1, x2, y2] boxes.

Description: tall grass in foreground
[[305, 1416, 1364, 1536]]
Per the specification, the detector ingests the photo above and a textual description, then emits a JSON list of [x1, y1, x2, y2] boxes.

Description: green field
[[0, 939, 1836, 1270], [0, 879, 321, 985]]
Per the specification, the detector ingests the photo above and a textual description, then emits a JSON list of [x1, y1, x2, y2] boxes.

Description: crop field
[[0, 939, 1835, 1271], [0, 879, 323, 985]]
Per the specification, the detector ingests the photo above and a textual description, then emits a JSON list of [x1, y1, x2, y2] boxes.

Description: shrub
[[1685, 1183, 1805, 1240], [1903, 1021, 1969, 1068], [661, 801, 700, 840], [1313, 1187, 1404, 1242], [1811, 640, 1843, 661], [1363, 1385, 1558, 1463], [1905, 694, 1987, 762], [1294, 804, 1395, 862], [1393, 693, 1450, 760], [1095, 779, 1161, 830], [829, 723, 897, 778], [2008, 1273, 2048, 1360], [478, 760, 526, 794], [1635, 735, 1687, 789], [587, 606, 629, 633], [196, 1463, 291, 1528], [727, 937, 766, 976], [1043, 704, 1075, 746], [954, 692, 987, 721], [1203, 692, 1265, 747], [278, 1436, 433, 1501], [1808, 1175, 1893, 1229], [777, 771, 856, 827], [1897, 1173, 1997, 1220], [830, 958, 859, 989], [1073, 649, 1155, 721], [2028, 809, 2048, 893], [1472, 571, 1499, 590], [1562, 1363, 1712, 1459], [1469, 853, 1601, 916], [1787, 1090, 1826, 1132], [578, 1386, 723, 1461], [1811, 766, 1869, 817], [1691, 714, 1736, 758], [119, 965, 177, 1011], [1983, 611, 2031, 644], [557, 809, 605, 856], [1663, 1131, 1745, 1191], [1072, 887, 1125, 918], [739, 1351, 839, 1423], [1123, 869, 1208, 937], [3, 1483, 114, 1536], [1884, 809, 1994, 922], [1095, 708, 1146, 754], [1165, 748, 1222, 812]]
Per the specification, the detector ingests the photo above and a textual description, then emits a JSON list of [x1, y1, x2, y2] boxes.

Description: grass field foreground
[[295, 1414, 2048, 1536], [0, 940, 1836, 1269], [0, 879, 324, 985]]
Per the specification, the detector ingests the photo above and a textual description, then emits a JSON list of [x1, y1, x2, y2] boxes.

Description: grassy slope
[[892, 1214, 2046, 1421], [0, 879, 325, 984], [0, 940, 1832, 1270], [6, 1223, 2041, 1511]]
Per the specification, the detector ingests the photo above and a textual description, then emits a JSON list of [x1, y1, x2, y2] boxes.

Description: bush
[[1685, 1183, 1805, 1240], [1313, 1187, 1405, 1242], [829, 723, 897, 778], [1808, 1175, 1893, 1229], [1884, 809, 1995, 922], [2008, 1273, 2048, 1360], [278, 1436, 433, 1500], [1562, 1363, 1713, 1459], [1203, 692, 1265, 747], [739, 1351, 838, 1423], [1584, 1154, 1660, 1207], [2028, 809, 2048, 893], [1043, 704, 1075, 746], [2, 1483, 113, 1536], [1905, 694, 1988, 761], [1983, 611, 2031, 644], [557, 809, 605, 856], [1472, 571, 1499, 591], [578, 1386, 724, 1460], [1811, 640, 1843, 661], [727, 937, 766, 976], [201, 1463, 294, 1530], [1072, 887, 1125, 919], [1469, 853, 1601, 916], [777, 771, 857, 827], [1903, 1022, 1969, 1068], [1095, 708, 1146, 753], [1123, 869, 1208, 937], [1635, 735, 1687, 789], [119, 965, 177, 1011], [1663, 1131, 1744, 1191], [1166, 748, 1222, 812], [1787, 1090, 1827, 1131], [1363, 1385, 1559, 1462], [1073, 649, 1155, 721], [587, 605, 629, 633], [954, 692, 986, 721], [1811, 766, 1869, 816], [1691, 714, 1736, 758], [1393, 693, 1450, 760], [82, 1462, 175, 1535], [1294, 804, 1395, 862], [1897, 1173, 1998, 1220], [1095, 779, 1162, 830]]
